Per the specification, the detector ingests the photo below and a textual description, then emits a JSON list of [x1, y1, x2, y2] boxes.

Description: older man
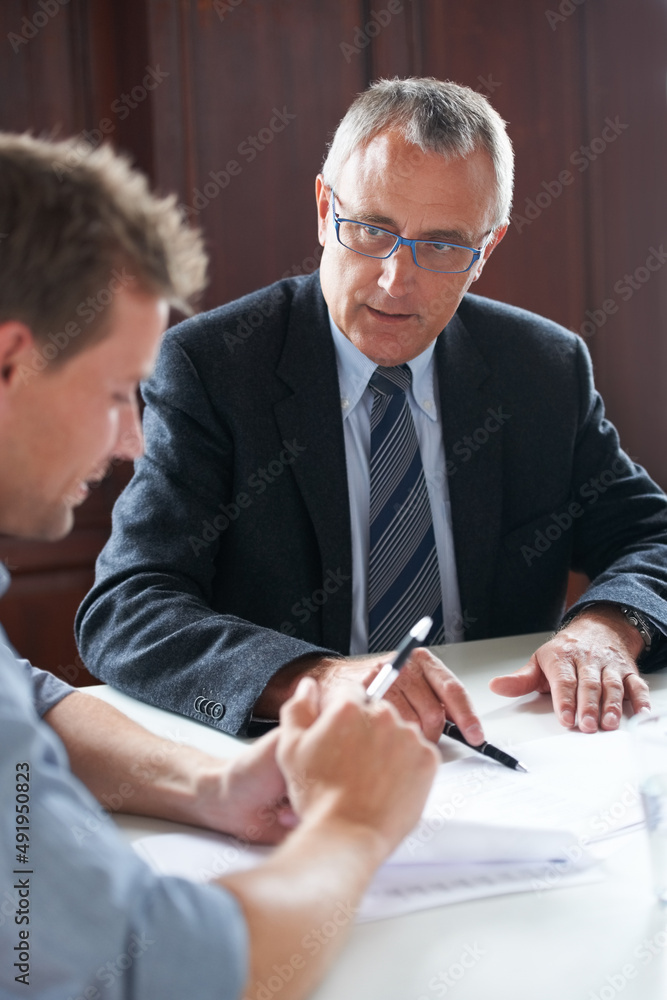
[[0, 132, 438, 999], [77, 76, 667, 741]]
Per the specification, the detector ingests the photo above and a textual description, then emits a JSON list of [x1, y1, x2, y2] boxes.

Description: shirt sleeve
[[11, 651, 75, 717], [0, 644, 248, 999]]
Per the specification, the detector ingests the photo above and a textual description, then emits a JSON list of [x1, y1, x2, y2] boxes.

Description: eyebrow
[[339, 204, 479, 248]]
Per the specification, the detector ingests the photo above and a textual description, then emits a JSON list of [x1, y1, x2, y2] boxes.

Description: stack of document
[[133, 730, 642, 922]]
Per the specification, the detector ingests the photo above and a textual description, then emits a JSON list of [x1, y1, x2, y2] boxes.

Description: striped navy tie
[[367, 364, 444, 653]]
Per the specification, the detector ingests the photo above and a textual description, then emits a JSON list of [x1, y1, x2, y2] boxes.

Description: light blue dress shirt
[[0, 571, 247, 999], [329, 316, 464, 654]]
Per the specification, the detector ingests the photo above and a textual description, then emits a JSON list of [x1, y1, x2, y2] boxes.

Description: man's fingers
[[279, 675, 321, 733], [246, 726, 282, 766], [574, 663, 604, 733], [576, 660, 649, 732], [537, 650, 579, 727], [489, 657, 546, 698], [598, 668, 625, 731], [307, 651, 482, 747], [276, 803, 300, 829], [421, 658, 483, 744], [397, 649, 484, 744], [384, 682, 430, 742], [624, 671, 651, 717]]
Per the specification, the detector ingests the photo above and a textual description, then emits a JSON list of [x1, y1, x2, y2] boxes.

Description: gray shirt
[[0, 563, 247, 997]]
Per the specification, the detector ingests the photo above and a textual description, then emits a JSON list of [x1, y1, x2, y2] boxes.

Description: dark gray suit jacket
[[75, 273, 667, 734]]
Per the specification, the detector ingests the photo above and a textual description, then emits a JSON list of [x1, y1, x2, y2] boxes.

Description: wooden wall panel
[[148, 0, 369, 308], [0, 0, 83, 134], [583, 0, 667, 483], [416, 0, 589, 333], [0, 0, 665, 679], [366, 0, 417, 78]]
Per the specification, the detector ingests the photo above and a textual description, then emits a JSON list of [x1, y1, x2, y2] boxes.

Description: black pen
[[442, 720, 528, 772], [365, 616, 433, 701]]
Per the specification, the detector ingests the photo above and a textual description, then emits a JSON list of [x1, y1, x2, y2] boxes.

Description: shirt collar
[[328, 311, 438, 422]]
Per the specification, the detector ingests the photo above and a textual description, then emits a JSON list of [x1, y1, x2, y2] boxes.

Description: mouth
[[68, 466, 110, 506], [66, 481, 90, 507], [365, 305, 417, 323]]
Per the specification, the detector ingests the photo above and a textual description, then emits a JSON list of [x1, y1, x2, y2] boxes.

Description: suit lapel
[[273, 276, 353, 651], [435, 308, 503, 638]]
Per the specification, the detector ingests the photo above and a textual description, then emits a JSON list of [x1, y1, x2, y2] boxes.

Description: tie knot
[[369, 364, 412, 397]]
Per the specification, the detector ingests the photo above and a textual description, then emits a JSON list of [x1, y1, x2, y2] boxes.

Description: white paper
[[133, 730, 637, 921], [358, 858, 603, 921], [133, 830, 271, 882], [422, 729, 642, 849], [133, 830, 602, 923]]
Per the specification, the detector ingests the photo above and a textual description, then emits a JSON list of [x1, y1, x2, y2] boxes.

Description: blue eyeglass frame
[[330, 188, 488, 274]]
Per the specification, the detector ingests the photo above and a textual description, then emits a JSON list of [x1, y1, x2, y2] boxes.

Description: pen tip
[[516, 762, 529, 773]]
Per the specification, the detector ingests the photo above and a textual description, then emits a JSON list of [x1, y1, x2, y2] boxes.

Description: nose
[[377, 241, 417, 297], [113, 394, 144, 462]]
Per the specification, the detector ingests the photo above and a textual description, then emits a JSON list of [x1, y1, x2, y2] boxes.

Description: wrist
[[297, 810, 391, 870], [563, 604, 645, 659], [253, 654, 345, 719], [187, 753, 238, 830], [139, 746, 226, 829], [618, 606, 658, 663]]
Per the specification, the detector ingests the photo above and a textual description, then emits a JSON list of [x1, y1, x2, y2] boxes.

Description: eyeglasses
[[330, 189, 489, 274]]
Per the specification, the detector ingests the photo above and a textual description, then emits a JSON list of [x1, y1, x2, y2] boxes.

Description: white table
[[85, 632, 667, 1000]]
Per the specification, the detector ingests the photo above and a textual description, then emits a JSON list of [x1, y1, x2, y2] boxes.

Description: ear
[[0, 321, 37, 390], [471, 223, 508, 282], [315, 174, 332, 247]]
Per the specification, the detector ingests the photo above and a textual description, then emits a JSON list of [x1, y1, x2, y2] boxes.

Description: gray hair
[[0, 133, 208, 361], [321, 77, 514, 228]]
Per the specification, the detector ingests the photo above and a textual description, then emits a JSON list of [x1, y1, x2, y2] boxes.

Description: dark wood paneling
[[149, 0, 369, 307], [0, 0, 82, 135], [583, 0, 667, 483], [416, 0, 589, 333], [0, 568, 97, 685], [0, 468, 132, 682]]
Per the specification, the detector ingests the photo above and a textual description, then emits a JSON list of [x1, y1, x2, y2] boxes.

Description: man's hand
[[45, 692, 296, 846], [256, 648, 484, 745], [221, 679, 439, 1000], [316, 649, 484, 745], [277, 676, 439, 855], [197, 730, 297, 845], [489, 605, 651, 732]]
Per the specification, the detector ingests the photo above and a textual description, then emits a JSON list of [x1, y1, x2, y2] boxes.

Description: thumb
[[489, 657, 543, 697], [279, 675, 321, 733], [276, 804, 300, 829], [247, 726, 282, 767]]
